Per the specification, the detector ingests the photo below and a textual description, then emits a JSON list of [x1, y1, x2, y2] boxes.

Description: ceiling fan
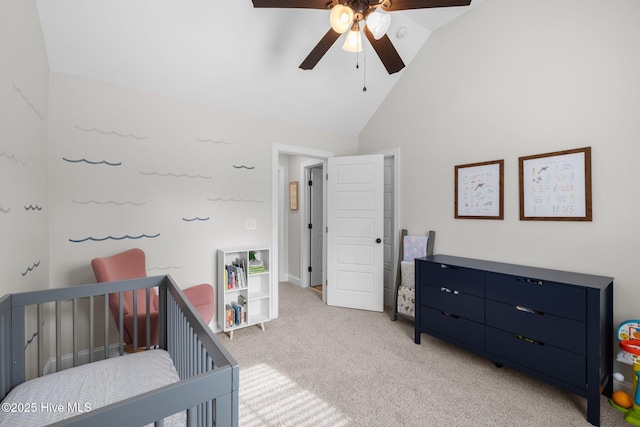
[[252, 0, 472, 74]]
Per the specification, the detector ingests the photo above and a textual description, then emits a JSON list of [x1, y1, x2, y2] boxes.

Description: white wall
[[359, 0, 640, 326], [48, 73, 357, 325], [0, 0, 49, 296]]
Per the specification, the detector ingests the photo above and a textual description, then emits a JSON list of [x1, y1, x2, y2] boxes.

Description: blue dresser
[[415, 254, 614, 426]]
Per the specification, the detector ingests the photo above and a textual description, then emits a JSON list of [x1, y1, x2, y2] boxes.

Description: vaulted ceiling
[[36, 0, 483, 135]]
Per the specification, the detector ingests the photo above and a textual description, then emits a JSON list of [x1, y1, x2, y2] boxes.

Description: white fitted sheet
[[0, 349, 183, 426]]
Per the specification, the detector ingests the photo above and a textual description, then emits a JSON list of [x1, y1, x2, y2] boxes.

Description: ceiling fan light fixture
[[366, 9, 391, 40], [342, 25, 362, 53], [329, 4, 354, 34]]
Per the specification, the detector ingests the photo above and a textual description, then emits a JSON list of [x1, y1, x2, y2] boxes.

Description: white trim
[[278, 166, 286, 282], [272, 144, 333, 317], [375, 147, 401, 306], [300, 160, 323, 288], [287, 274, 301, 287]]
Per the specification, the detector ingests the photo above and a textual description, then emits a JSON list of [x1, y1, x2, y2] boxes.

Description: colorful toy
[[610, 320, 640, 426]]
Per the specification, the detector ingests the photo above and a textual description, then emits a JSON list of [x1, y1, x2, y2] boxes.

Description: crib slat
[[159, 283, 166, 350], [118, 291, 124, 356], [187, 406, 196, 427], [10, 304, 25, 387], [145, 287, 151, 350], [55, 300, 61, 372], [0, 313, 5, 392], [104, 293, 110, 359], [89, 296, 94, 363], [37, 303, 43, 376], [132, 289, 138, 351], [73, 298, 78, 367]]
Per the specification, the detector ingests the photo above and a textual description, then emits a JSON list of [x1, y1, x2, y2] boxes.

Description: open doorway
[[271, 144, 400, 317]]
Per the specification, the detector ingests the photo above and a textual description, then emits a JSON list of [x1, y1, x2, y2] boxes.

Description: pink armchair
[[91, 248, 214, 347]]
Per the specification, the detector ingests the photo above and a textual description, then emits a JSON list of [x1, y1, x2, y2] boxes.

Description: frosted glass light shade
[[330, 5, 354, 34], [342, 29, 362, 52], [366, 10, 391, 40]]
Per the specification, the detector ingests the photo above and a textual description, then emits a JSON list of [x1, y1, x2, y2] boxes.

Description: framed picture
[[519, 147, 592, 221], [455, 159, 504, 219], [289, 181, 298, 210]]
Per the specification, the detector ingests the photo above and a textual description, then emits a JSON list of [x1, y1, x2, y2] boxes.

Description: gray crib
[[0, 275, 238, 426]]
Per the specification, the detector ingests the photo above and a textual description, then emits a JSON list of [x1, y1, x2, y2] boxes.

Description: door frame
[[377, 147, 401, 307], [272, 144, 333, 315], [300, 160, 324, 289], [271, 144, 401, 316]]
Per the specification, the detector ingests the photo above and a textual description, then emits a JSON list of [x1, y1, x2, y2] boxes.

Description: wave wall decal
[[0, 207, 10, 214], [72, 199, 146, 206], [182, 217, 210, 222], [233, 165, 255, 170], [207, 197, 264, 204], [12, 81, 44, 121], [21, 261, 40, 276], [140, 171, 212, 179], [0, 151, 27, 166], [75, 125, 149, 140], [24, 205, 43, 211], [195, 138, 233, 145], [24, 330, 39, 350], [69, 233, 160, 243], [63, 157, 122, 166]]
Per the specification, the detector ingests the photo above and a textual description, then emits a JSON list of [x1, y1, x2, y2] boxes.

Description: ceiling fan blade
[[252, 0, 331, 9], [299, 28, 341, 70], [381, 0, 471, 12], [364, 26, 405, 74]]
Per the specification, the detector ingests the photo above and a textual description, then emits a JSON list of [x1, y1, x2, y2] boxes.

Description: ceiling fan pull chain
[[362, 39, 367, 92]]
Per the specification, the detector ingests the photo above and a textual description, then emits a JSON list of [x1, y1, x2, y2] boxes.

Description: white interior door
[[327, 155, 384, 312]]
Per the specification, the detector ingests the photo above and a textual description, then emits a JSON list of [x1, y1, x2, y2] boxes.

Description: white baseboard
[[286, 274, 300, 286], [614, 378, 634, 395]]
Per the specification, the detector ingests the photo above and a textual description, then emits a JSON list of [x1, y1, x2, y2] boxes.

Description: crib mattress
[[0, 349, 183, 426]]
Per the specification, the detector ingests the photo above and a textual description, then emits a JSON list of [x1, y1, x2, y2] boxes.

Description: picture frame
[[455, 159, 504, 220], [289, 181, 298, 210], [519, 147, 592, 221]]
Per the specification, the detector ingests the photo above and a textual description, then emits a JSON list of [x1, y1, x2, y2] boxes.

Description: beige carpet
[[218, 282, 626, 426]]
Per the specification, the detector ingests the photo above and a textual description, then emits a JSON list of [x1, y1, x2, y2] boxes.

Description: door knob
[[376, 238, 382, 243]]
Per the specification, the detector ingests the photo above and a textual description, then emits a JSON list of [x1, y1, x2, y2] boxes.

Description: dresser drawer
[[421, 284, 484, 323], [485, 272, 586, 321], [486, 327, 586, 389], [418, 261, 484, 297], [420, 306, 484, 350], [485, 300, 585, 355]]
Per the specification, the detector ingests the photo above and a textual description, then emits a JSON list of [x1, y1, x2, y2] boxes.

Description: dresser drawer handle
[[515, 306, 544, 316], [440, 311, 459, 319], [516, 277, 544, 285], [440, 287, 460, 295], [516, 334, 544, 346], [440, 264, 460, 270]]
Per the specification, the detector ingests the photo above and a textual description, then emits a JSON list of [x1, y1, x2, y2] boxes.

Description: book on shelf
[[225, 261, 247, 290], [226, 301, 245, 328]]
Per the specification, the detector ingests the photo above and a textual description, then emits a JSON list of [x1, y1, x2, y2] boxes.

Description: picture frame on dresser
[[455, 159, 504, 220], [519, 147, 592, 221]]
